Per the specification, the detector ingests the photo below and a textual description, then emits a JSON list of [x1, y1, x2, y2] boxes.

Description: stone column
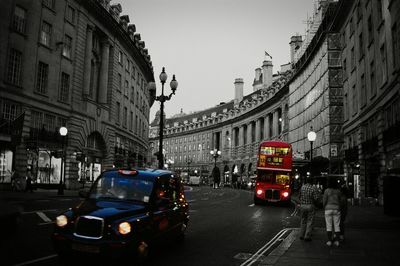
[[273, 110, 279, 137], [239, 126, 244, 147], [255, 119, 261, 143], [265, 115, 270, 140], [83, 25, 93, 96], [98, 39, 110, 104]]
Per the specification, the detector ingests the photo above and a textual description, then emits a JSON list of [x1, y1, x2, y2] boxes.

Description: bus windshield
[[256, 170, 291, 185]]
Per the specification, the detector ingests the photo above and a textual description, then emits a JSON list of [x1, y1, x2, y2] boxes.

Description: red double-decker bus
[[254, 140, 293, 206]]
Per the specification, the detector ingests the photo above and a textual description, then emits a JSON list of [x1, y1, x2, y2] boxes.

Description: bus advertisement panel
[[254, 141, 293, 205]]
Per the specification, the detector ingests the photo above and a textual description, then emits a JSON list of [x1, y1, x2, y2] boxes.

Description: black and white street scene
[[1, 0, 400, 265]]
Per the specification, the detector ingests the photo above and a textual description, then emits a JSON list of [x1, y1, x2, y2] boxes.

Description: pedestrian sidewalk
[[0, 188, 79, 202], [271, 195, 400, 266]]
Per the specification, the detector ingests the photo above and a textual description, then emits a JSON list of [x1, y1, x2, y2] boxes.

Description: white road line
[[248, 204, 255, 207], [36, 211, 52, 223], [22, 209, 58, 214], [240, 228, 295, 266], [13, 254, 57, 266], [39, 221, 54, 226]]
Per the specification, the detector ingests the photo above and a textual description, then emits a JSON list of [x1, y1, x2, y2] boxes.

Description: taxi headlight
[[118, 222, 131, 235], [56, 215, 68, 227]]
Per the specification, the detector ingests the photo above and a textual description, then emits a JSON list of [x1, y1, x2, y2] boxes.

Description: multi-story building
[[149, 59, 292, 184], [288, 1, 344, 176], [340, 0, 400, 204], [0, 0, 155, 189]]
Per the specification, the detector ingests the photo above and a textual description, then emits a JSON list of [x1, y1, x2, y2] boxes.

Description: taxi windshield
[[90, 172, 154, 203], [256, 170, 291, 185]]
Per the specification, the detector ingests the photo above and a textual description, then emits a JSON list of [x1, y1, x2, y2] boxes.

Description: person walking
[[298, 178, 320, 241], [25, 171, 34, 193], [323, 178, 343, 247]]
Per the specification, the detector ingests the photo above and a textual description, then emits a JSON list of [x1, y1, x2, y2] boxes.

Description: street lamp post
[[58, 126, 68, 195], [210, 149, 221, 188], [210, 149, 221, 169], [186, 158, 192, 177], [307, 127, 316, 181], [149, 67, 178, 169]]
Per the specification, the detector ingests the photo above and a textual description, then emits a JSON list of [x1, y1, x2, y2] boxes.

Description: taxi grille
[[74, 216, 104, 239], [265, 189, 280, 200]]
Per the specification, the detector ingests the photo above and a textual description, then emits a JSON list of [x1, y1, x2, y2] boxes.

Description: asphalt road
[[1, 186, 298, 266]]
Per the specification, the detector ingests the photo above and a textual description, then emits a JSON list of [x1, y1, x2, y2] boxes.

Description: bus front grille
[[265, 189, 280, 200]]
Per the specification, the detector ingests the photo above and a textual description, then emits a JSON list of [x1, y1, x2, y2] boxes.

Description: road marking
[[36, 211, 52, 223], [188, 209, 198, 213], [13, 254, 57, 266], [248, 203, 255, 207], [22, 209, 58, 214], [239, 228, 295, 266], [39, 221, 54, 226]]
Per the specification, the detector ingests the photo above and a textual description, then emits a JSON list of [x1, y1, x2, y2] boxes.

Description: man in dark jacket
[[298, 178, 320, 241]]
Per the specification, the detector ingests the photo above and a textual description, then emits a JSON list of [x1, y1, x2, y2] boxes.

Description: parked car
[[52, 168, 189, 261]]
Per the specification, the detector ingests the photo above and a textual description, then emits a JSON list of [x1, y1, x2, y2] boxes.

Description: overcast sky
[[117, 0, 316, 121]]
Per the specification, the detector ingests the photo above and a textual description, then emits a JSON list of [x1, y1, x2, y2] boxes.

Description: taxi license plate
[[71, 243, 100, 253]]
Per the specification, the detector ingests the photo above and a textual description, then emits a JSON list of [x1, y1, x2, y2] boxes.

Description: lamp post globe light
[[307, 127, 316, 181], [210, 149, 222, 169], [58, 126, 68, 195], [149, 67, 178, 169]]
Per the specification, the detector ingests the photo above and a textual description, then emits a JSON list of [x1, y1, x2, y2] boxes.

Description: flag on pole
[[265, 51, 272, 59]]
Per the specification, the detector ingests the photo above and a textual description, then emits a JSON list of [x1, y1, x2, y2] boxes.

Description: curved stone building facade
[[0, 0, 155, 188], [149, 60, 292, 184]]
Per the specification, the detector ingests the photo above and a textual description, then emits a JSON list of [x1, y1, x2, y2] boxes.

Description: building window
[[36, 62, 49, 94], [360, 74, 366, 107], [135, 115, 138, 134], [118, 51, 123, 64], [136, 91, 139, 107], [6, 49, 22, 86], [62, 35, 72, 58], [66, 5, 75, 23], [13, 6, 26, 34], [117, 74, 122, 92], [343, 58, 347, 80], [349, 17, 354, 36], [2, 102, 17, 121], [352, 85, 358, 116], [350, 47, 355, 70], [132, 65, 136, 78], [42, 0, 55, 9], [40, 21, 52, 47], [380, 43, 387, 84], [31, 110, 43, 129], [129, 111, 133, 131], [123, 107, 127, 128], [376, 0, 383, 24], [367, 15, 373, 45], [358, 33, 364, 60], [59, 72, 70, 103], [124, 80, 129, 97], [116, 102, 120, 124], [126, 59, 130, 72], [392, 24, 399, 70], [370, 60, 376, 97], [344, 93, 348, 120]]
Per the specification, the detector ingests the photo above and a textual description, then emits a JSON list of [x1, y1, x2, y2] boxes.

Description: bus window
[[276, 174, 290, 185]]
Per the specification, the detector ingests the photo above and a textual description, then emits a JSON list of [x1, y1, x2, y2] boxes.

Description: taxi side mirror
[[78, 189, 89, 198]]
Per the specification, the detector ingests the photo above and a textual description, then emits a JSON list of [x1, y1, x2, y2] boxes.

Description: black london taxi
[[52, 168, 189, 260]]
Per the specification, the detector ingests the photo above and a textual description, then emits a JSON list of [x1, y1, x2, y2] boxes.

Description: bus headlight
[[118, 222, 131, 235], [282, 192, 289, 198], [56, 215, 68, 227]]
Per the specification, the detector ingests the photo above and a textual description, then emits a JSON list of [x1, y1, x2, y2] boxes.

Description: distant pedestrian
[[339, 183, 349, 241], [298, 178, 320, 241], [25, 171, 34, 193], [323, 178, 343, 247]]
